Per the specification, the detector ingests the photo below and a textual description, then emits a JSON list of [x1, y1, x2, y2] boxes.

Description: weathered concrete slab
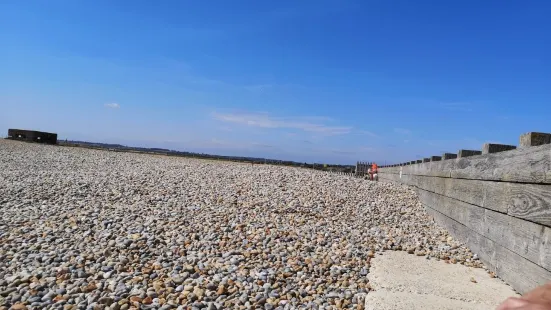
[[442, 153, 458, 160], [365, 251, 518, 310], [520, 132, 551, 148], [482, 143, 517, 154], [7, 128, 58, 144], [458, 149, 482, 158]]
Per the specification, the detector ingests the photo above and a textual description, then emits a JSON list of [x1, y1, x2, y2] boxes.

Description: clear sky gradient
[[1, 1, 550, 164]]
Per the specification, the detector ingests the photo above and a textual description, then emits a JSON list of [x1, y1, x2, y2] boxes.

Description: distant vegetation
[[57, 140, 356, 173]]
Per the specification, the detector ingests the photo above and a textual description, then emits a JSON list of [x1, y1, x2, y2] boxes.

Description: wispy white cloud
[[104, 103, 120, 109], [212, 112, 352, 135], [394, 128, 411, 135]]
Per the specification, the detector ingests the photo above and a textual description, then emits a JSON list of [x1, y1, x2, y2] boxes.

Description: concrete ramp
[[365, 251, 519, 310]]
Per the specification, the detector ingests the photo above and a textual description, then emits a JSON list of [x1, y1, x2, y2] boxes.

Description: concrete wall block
[[458, 150, 482, 158], [442, 153, 458, 160], [520, 132, 551, 148], [7, 129, 58, 145], [482, 143, 517, 154]]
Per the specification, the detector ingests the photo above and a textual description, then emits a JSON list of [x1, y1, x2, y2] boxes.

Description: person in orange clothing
[[369, 163, 378, 181]]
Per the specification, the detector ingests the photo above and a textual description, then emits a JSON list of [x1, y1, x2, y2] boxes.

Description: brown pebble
[[82, 283, 96, 293], [11, 304, 28, 310], [142, 296, 152, 304]]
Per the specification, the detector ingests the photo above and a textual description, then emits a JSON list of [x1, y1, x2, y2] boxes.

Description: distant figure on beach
[[370, 163, 378, 181]]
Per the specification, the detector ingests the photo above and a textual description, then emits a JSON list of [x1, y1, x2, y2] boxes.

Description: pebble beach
[[0, 139, 483, 310]]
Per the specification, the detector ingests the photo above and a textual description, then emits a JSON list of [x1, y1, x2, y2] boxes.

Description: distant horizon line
[[57, 138, 357, 167]]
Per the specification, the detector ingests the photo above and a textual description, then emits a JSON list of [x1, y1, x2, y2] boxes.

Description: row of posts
[[355, 161, 373, 176], [369, 132, 551, 169]]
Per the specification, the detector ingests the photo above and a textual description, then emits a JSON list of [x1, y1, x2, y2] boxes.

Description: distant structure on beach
[[7, 129, 58, 144]]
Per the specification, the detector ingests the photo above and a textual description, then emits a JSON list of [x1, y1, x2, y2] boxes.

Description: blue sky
[[1, 0, 550, 164]]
